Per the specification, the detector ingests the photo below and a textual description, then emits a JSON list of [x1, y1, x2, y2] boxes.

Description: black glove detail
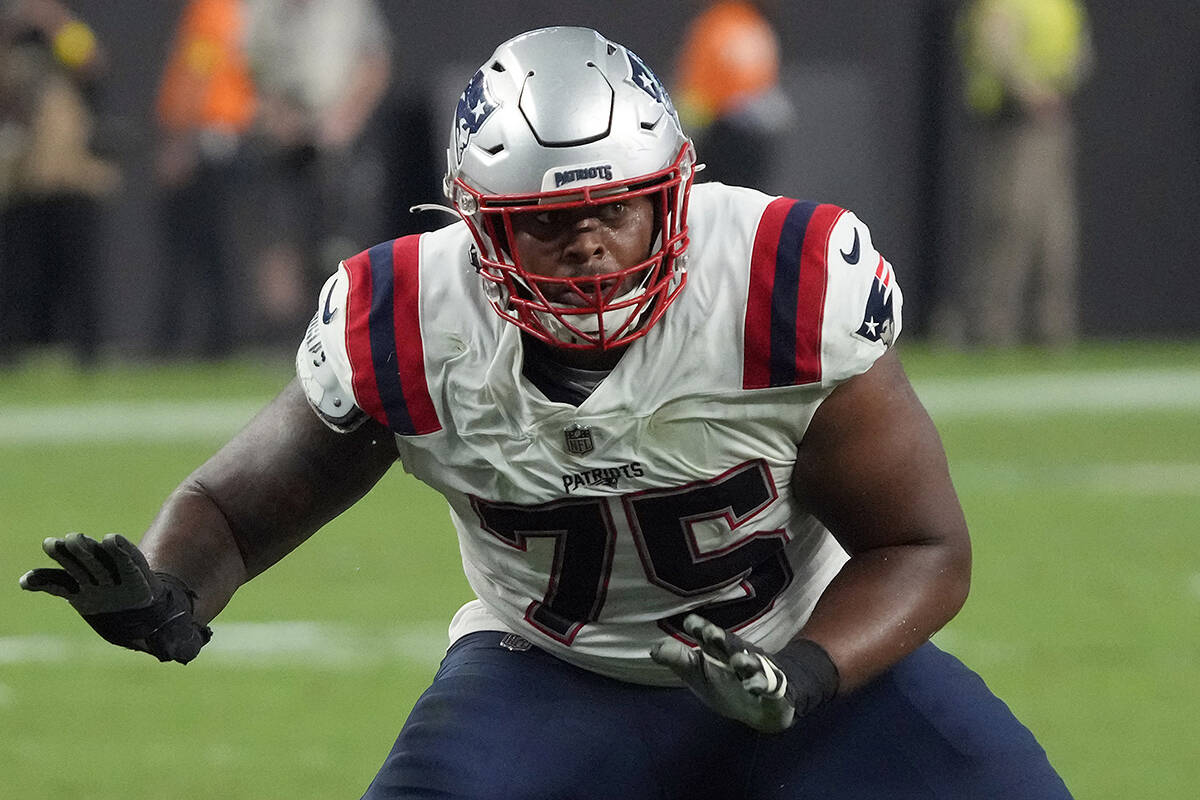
[[20, 533, 212, 664], [82, 571, 212, 663]]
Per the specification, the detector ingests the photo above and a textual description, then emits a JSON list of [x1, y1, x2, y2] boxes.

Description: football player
[[21, 27, 1072, 799]]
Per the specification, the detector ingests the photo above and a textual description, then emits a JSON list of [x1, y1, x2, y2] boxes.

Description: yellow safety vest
[[961, 0, 1088, 116]]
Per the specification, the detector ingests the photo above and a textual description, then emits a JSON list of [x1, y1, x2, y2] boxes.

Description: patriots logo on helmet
[[855, 257, 896, 346], [455, 69, 498, 161], [627, 50, 675, 114]]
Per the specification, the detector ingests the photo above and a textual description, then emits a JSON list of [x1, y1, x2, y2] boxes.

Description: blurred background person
[[241, 0, 391, 349], [0, 0, 119, 367], [152, 0, 256, 360], [672, 0, 792, 188], [940, 0, 1093, 348]]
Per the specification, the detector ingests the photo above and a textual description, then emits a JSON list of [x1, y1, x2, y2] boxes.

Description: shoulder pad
[[296, 267, 366, 432]]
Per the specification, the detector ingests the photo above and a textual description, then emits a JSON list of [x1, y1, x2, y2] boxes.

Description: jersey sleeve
[[336, 237, 443, 436], [296, 265, 366, 432], [741, 199, 903, 391]]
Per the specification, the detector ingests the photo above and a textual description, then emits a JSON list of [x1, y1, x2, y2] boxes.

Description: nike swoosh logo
[[322, 279, 338, 324], [840, 228, 860, 264]]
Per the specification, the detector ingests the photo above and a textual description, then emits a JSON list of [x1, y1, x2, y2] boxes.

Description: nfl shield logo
[[563, 424, 594, 455]]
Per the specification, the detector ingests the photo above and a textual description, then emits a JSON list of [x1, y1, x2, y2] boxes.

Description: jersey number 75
[[470, 460, 793, 645]]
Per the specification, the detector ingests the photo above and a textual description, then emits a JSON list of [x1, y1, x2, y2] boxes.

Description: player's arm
[[20, 379, 397, 661], [789, 348, 970, 692], [139, 378, 399, 625]]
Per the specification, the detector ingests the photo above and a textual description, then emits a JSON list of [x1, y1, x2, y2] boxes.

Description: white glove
[[650, 613, 838, 733]]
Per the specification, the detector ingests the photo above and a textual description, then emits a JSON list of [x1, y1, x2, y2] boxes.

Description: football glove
[[20, 532, 211, 664], [649, 613, 838, 733]]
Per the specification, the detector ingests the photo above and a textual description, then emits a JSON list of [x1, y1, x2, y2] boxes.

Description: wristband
[[771, 638, 840, 715]]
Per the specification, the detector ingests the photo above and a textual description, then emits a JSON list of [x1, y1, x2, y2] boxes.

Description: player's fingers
[[691, 618, 736, 663], [650, 638, 703, 679], [682, 613, 727, 651], [742, 671, 772, 695], [64, 532, 119, 586], [729, 650, 763, 681], [728, 650, 776, 695], [652, 637, 737, 687], [102, 534, 154, 589], [19, 567, 80, 597], [736, 653, 785, 697], [42, 535, 99, 586], [160, 625, 209, 665], [681, 613, 708, 639]]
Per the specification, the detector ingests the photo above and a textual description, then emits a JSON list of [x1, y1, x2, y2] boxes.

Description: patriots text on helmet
[[553, 165, 614, 188]]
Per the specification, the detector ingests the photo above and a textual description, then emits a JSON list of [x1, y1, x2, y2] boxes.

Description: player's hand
[[19, 533, 211, 664], [650, 614, 838, 733]]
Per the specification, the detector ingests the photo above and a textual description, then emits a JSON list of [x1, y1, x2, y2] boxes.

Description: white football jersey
[[297, 182, 903, 685]]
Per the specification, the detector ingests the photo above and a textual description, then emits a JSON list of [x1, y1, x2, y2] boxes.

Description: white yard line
[[950, 461, 1200, 496], [0, 621, 449, 669], [0, 400, 263, 443], [1069, 462, 1200, 496], [2, 369, 1199, 443], [915, 368, 1200, 418]]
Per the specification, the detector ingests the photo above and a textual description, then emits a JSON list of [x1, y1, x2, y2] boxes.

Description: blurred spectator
[[672, 0, 792, 187], [241, 0, 392, 347], [0, 0, 119, 367], [940, 0, 1093, 348], [153, 0, 256, 360]]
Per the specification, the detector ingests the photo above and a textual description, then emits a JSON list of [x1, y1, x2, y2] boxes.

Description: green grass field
[[2, 341, 1198, 798]]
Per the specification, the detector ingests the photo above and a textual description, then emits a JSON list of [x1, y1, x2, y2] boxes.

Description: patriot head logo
[[454, 69, 498, 162], [627, 50, 675, 114], [855, 257, 897, 346]]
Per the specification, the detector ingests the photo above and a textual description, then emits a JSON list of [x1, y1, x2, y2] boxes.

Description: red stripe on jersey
[[794, 203, 843, 384], [743, 197, 794, 390], [389, 236, 441, 435], [743, 199, 844, 388], [342, 237, 441, 434], [876, 255, 891, 288], [343, 248, 386, 426]]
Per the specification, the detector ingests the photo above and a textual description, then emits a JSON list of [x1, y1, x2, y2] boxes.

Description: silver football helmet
[[444, 27, 696, 350]]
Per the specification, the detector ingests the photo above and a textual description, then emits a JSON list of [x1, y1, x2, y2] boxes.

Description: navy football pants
[[361, 632, 1071, 799]]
